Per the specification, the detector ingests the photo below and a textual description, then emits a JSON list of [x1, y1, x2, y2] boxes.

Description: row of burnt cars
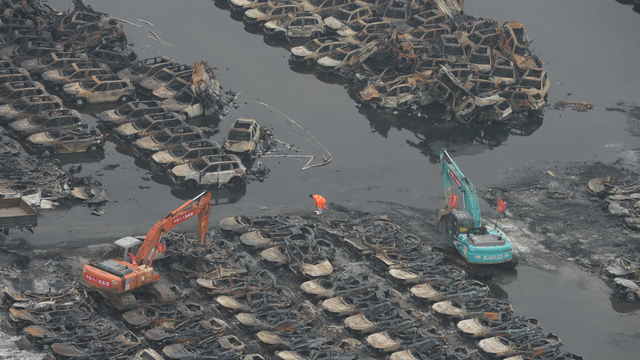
[[0, 1, 275, 189], [1, 213, 584, 359], [223, 0, 548, 123]]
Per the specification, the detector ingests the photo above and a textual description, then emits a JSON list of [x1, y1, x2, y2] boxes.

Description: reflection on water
[[353, 85, 544, 161], [171, 185, 246, 204]]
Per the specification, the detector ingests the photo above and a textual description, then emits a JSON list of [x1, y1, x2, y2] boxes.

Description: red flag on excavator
[[449, 194, 458, 208], [497, 199, 506, 213], [129, 253, 138, 266], [157, 242, 166, 254]]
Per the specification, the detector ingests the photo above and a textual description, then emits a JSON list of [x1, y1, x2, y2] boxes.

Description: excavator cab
[[105, 236, 164, 263], [113, 237, 142, 263], [446, 210, 474, 241]]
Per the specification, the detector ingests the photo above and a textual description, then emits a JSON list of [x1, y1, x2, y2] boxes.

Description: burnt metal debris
[[0, 0, 250, 204], [219, 0, 548, 124], [1, 212, 585, 359]]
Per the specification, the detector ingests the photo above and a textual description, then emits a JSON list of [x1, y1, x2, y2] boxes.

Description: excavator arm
[[135, 191, 211, 266], [439, 149, 482, 227]]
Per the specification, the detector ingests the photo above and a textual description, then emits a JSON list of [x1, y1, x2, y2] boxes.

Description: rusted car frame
[[25, 128, 105, 156], [117, 56, 177, 84]]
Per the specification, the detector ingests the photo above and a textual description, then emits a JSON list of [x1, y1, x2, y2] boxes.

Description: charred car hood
[[224, 140, 252, 153], [20, 59, 39, 70], [138, 77, 163, 90], [151, 151, 175, 164], [245, 9, 263, 19], [95, 109, 119, 122], [171, 164, 197, 177], [337, 28, 356, 37], [9, 119, 37, 132], [160, 99, 187, 112], [317, 57, 342, 67], [115, 122, 139, 136], [26, 132, 52, 144], [291, 47, 314, 57], [63, 83, 83, 95], [135, 136, 161, 151], [323, 17, 344, 30], [41, 70, 63, 82]]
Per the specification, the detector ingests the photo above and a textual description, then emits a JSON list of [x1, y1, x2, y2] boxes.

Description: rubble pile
[[0, 0, 247, 193], [1, 212, 586, 359], [222, 0, 548, 123], [587, 176, 640, 230]]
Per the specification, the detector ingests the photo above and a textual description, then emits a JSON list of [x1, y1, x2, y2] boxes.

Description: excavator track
[[79, 278, 138, 310], [98, 290, 137, 310], [144, 280, 176, 306], [431, 246, 497, 279]]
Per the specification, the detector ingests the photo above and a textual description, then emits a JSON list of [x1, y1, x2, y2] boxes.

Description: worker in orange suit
[[310, 194, 327, 214]]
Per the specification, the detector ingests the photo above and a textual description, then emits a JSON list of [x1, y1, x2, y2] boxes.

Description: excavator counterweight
[[81, 191, 211, 309]]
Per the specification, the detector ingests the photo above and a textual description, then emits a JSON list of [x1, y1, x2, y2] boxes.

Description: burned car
[[87, 44, 139, 72], [25, 128, 105, 156], [501, 86, 545, 112], [359, 74, 433, 114], [10, 42, 65, 66], [316, 43, 361, 74], [323, 4, 372, 32], [117, 56, 178, 84], [138, 64, 193, 94], [159, 88, 218, 118], [62, 74, 136, 105], [300, 0, 354, 17], [20, 52, 89, 76], [336, 16, 390, 37], [0, 31, 53, 56], [0, 94, 64, 123], [264, 13, 326, 39], [613, 278, 640, 302], [0, 67, 31, 85], [406, 10, 448, 28], [244, 3, 304, 25], [152, 72, 193, 99], [604, 257, 640, 280], [67, 20, 126, 51], [223, 118, 262, 158], [0, 81, 48, 105], [230, 0, 272, 12], [114, 112, 185, 141], [498, 21, 542, 70], [290, 37, 347, 64], [95, 100, 167, 127], [41, 61, 112, 89], [170, 154, 246, 188], [151, 140, 224, 170], [57, 11, 106, 38], [134, 126, 206, 154], [8, 108, 85, 138]]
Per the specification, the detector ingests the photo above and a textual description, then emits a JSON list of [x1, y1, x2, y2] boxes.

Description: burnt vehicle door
[[57, 133, 77, 153], [201, 162, 221, 185], [286, 19, 305, 37]]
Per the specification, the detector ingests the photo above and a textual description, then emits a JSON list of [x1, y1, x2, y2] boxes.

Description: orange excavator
[[82, 191, 211, 309]]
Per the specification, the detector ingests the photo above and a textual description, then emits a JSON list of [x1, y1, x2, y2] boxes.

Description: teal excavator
[[435, 149, 518, 273]]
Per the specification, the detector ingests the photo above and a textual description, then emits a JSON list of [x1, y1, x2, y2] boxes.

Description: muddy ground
[[481, 160, 640, 272]]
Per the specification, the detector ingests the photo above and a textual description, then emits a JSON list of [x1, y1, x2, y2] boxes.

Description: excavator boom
[[440, 149, 482, 227], [135, 191, 211, 266]]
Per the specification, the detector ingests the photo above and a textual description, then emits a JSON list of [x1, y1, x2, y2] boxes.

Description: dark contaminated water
[[7, 0, 640, 358]]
